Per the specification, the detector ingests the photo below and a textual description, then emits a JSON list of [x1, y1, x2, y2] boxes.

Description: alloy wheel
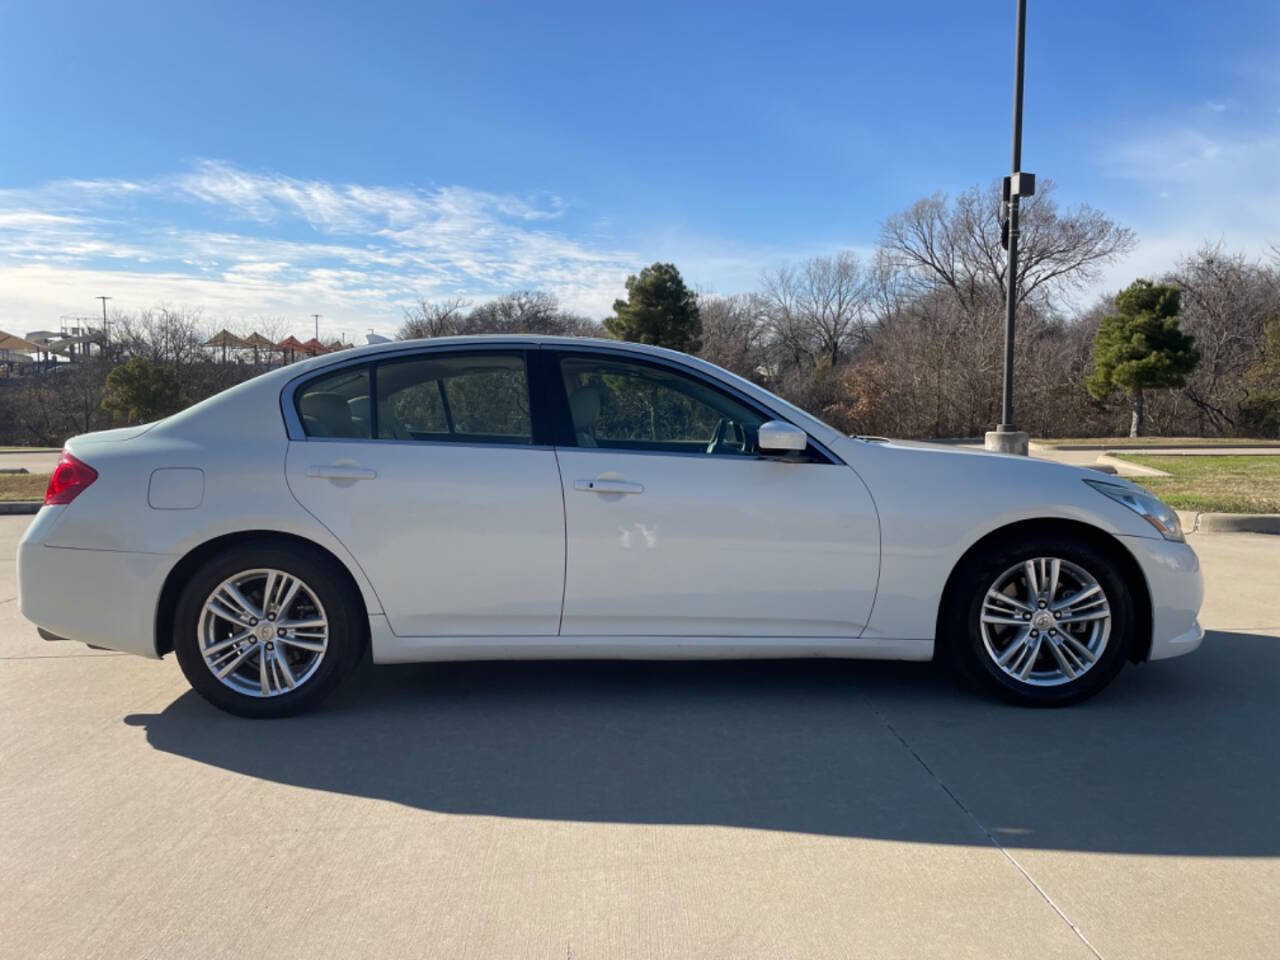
[[197, 568, 329, 698], [979, 556, 1111, 687]]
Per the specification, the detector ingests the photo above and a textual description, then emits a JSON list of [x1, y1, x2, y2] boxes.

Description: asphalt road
[[2, 515, 1278, 959]]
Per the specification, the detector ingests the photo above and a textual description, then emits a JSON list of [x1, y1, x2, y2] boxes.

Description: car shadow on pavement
[[126, 629, 1279, 856]]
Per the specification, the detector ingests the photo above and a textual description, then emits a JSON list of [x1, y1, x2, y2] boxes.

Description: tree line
[[2, 179, 1278, 446]]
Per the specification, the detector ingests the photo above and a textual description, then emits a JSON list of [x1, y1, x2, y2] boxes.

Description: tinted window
[[295, 366, 372, 439], [559, 355, 766, 455], [375, 352, 532, 444]]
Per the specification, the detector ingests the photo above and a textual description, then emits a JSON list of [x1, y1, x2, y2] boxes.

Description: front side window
[[295, 366, 372, 439], [559, 355, 766, 456], [375, 352, 532, 444]]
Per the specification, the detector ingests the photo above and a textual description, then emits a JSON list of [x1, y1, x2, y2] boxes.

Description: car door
[[548, 349, 879, 638], [284, 348, 565, 637]]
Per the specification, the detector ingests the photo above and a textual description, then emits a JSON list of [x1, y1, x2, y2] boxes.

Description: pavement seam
[[869, 705, 1105, 960]]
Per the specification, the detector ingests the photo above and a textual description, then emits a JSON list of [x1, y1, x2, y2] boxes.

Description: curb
[[1096, 453, 1171, 477], [0, 501, 41, 515], [1189, 512, 1280, 535], [1039, 448, 1280, 455]]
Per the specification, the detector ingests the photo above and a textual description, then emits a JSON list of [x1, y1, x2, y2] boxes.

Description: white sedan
[[18, 336, 1203, 716]]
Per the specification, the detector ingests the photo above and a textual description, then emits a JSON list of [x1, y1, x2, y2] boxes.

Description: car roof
[[320, 334, 689, 361]]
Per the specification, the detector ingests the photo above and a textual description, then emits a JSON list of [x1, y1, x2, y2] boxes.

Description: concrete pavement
[[2, 515, 1278, 959]]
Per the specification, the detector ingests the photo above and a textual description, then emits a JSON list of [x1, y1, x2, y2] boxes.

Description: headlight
[[1085, 479, 1184, 542]]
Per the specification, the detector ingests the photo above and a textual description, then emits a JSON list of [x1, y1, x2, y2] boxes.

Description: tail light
[[44, 451, 98, 506]]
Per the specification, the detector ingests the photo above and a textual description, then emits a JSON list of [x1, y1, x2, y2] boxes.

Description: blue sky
[[2, 0, 1278, 338]]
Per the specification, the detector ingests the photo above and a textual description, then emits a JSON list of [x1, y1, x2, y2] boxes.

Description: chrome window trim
[[279, 339, 844, 465]]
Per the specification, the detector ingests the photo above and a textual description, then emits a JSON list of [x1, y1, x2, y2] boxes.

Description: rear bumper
[[1119, 534, 1205, 662], [18, 507, 171, 659]]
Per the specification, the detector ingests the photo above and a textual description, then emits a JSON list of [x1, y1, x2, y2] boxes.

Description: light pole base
[[985, 429, 1029, 456]]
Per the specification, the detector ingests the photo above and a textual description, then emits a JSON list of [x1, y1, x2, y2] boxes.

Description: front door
[[284, 349, 565, 637], [549, 350, 879, 638]]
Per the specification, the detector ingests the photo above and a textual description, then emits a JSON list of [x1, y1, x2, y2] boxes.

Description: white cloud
[[0, 161, 636, 336], [1095, 124, 1280, 293]]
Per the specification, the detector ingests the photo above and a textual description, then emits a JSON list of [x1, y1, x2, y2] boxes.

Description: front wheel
[[943, 536, 1134, 706], [173, 541, 364, 718]]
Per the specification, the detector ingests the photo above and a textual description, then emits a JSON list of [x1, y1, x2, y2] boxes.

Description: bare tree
[[398, 291, 602, 340], [1166, 244, 1280, 434], [697, 293, 770, 380], [398, 296, 470, 339], [465, 290, 601, 336], [113, 306, 208, 367], [760, 250, 870, 370], [880, 181, 1135, 313]]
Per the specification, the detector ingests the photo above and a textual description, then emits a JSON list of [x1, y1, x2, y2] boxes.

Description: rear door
[[284, 348, 565, 637]]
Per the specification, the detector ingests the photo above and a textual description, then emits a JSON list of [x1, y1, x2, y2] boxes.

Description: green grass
[[1035, 437, 1278, 449], [1116, 455, 1280, 514], [0, 472, 49, 501]]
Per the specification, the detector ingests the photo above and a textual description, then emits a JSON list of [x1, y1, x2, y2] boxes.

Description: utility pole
[[312, 314, 321, 340], [986, 0, 1035, 457], [96, 296, 112, 352]]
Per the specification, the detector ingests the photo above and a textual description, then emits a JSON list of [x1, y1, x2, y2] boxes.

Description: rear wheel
[[173, 541, 364, 717], [943, 535, 1134, 706]]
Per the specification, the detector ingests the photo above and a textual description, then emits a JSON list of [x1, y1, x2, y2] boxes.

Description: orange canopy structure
[[0, 330, 43, 353], [204, 329, 250, 362], [204, 329, 249, 349]]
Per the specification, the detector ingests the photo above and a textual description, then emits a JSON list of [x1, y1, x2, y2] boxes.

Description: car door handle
[[575, 478, 643, 494], [307, 465, 377, 480]]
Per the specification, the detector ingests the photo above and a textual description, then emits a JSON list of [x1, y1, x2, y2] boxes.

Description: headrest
[[569, 385, 601, 427], [299, 391, 357, 437]]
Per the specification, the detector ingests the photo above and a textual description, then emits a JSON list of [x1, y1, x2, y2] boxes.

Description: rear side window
[[375, 352, 532, 444], [295, 367, 372, 439]]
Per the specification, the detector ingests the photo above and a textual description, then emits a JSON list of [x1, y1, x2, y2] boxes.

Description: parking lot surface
[[2, 515, 1277, 959]]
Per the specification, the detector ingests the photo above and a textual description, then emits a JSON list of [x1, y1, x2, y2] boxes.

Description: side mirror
[[757, 420, 807, 455]]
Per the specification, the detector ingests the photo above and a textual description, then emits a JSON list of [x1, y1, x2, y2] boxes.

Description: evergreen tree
[[101, 356, 182, 424], [605, 262, 702, 353], [1087, 279, 1199, 437]]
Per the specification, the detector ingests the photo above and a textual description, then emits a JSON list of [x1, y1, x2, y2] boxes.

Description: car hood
[[864, 439, 1104, 480]]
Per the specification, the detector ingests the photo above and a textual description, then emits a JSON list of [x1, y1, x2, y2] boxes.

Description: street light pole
[[312, 314, 321, 341], [986, 0, 1034, 456], [96, 295, 112, 351]]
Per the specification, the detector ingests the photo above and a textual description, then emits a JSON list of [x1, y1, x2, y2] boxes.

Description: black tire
[[173, 539, 365, 718], [941, 534, 1134, 707]]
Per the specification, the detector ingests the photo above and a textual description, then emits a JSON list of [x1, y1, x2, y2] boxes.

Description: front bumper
[[1119, 534, 1205, 661], [18, 507, 172, 659]]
